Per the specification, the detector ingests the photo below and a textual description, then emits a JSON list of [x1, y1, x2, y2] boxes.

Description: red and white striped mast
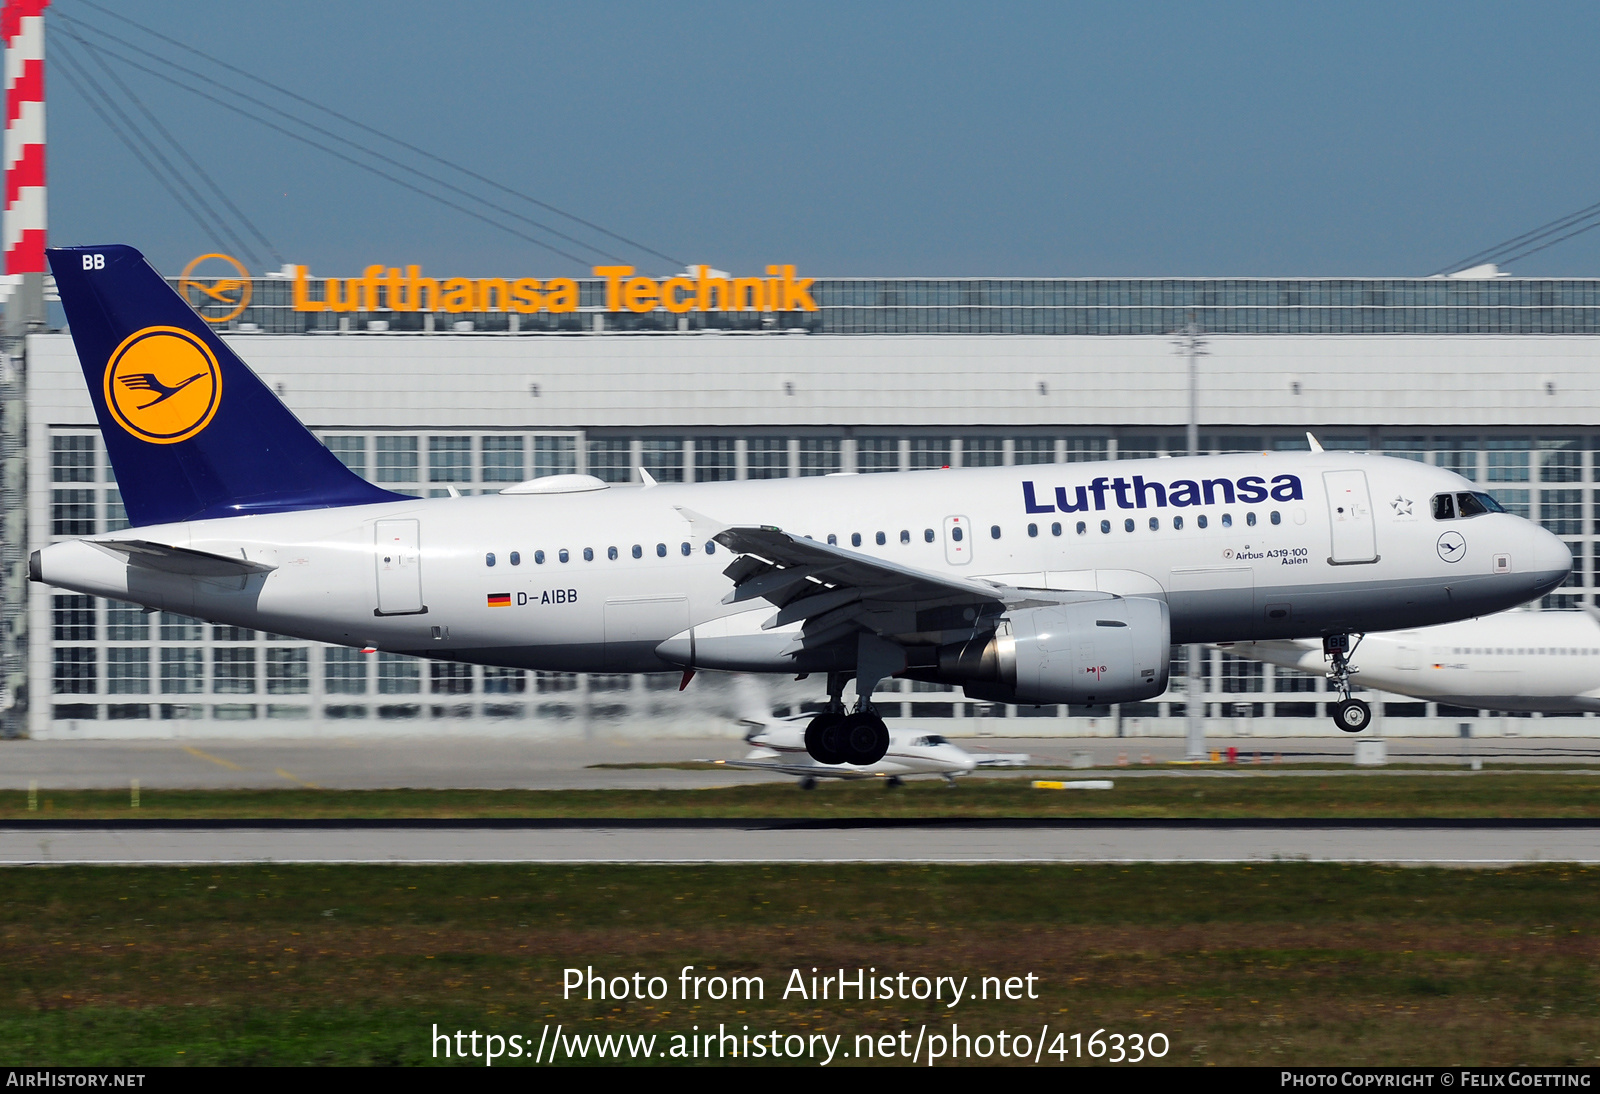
[[3, 0, 46, 334]]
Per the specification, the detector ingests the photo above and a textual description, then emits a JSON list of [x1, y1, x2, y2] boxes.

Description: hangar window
[[1100, 520, 1111, 534], [1174, 516, 1184, 530], [990, 525, 1001, 539], [925, 528, 935, 543], [1124, 518, 1135, 532], [1222, 513, 1233, 527], [1149, 517, 1159, 531], [1198, 515, 1209, 529], [876, 531, 886, 545], [1246, 511, 1257, 526], [510, 551, 521, 566], [656, 543, 667, 557], [900, 529, 911, 544], [632, 545, 642, 559], [1027, 523, 1038, 538], [852, 533, 862, 547], [583, 548, 594, 562], [485, 553, 496, 567], [681, 542, 692, 556], [608, 547, 618, 561], [558, 549, 570, 563], [1051, 522, 1062, 536], [1076, 521, 1086, 535], [1270, 511, 1281, 525], [534, 550, 545, 564]]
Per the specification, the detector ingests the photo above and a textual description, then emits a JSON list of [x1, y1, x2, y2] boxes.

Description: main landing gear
[[1324, 633, 1372, 733], [804, 671, 891, 766]]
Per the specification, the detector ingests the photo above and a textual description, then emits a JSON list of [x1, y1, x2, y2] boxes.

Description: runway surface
[[3, 821, 1596, 865], [2, 735, 1597, 791]]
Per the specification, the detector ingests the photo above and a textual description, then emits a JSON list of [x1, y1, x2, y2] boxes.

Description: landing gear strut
[[1324, 633, 1371, 733]]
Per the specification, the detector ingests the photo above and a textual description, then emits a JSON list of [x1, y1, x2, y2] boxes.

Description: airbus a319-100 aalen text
[[32, 245, 1572, 757]]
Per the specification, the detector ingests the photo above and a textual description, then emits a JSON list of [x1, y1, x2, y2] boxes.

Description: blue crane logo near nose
[[1437, 531, 1466, 563]]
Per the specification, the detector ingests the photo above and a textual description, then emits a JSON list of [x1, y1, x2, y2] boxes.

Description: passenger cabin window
[[1149, 517, 1159, 531], [924, 528, 935, 543], [1124, 518, 1135, 532], [705, 541, 716, 554], [1051, 522, 1062, 536], [1174, 516, 1184, 530], [1270, 511, 1281, 525], [656, 543, 667, 557], [510, 551, 521, 566], [828, 534, 837, 545], [558, 549, 570, 563], [990, 525, 1001, 539], [852, 533, 862, 547], [632, 544, 642, 559], [680, 542, 692, 556], [875, 531, 886, 546], [1028, 523, 1038, 537], [900, 529, 911, 544], [951, 527, 964, 542], [1076, 521, 1086, 535], [534, 550, 545, 564], [1198, 515, 1209, 529], [608, 547, 618, 560], [1246, 511, 1256, 526], [583, 548, 594, 562], [1222, 513, 1233, 527], [485, 552, 496, 567], [1100, 520, 1111, 534]]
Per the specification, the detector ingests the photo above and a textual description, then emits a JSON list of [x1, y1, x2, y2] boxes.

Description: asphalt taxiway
[[2, 735, 1596, 791], [2, 820, 1596, 866]]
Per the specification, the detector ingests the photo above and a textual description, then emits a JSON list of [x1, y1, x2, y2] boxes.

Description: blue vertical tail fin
[[47, 244, 405, 527]]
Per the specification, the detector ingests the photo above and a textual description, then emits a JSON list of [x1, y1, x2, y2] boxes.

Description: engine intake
[[934, 597, 1170, 706]]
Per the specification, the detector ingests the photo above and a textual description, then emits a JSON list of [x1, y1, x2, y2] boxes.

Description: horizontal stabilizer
[[89, 539, 277, 578]]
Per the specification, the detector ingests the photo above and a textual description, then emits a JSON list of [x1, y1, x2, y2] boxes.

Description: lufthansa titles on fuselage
[[1021, 473, 1305, 514]]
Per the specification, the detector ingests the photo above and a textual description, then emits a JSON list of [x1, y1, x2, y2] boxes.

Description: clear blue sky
[[41, 0, 1600, 278]]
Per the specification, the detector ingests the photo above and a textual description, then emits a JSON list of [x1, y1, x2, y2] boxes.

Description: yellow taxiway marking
[[182, 746, 243, 771], [275, 767, 321, 790]]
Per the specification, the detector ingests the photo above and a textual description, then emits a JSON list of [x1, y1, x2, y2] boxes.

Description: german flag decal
[[487, 593, 512, 608]]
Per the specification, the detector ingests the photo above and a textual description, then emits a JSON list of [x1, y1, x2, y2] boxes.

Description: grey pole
[[1177, 318, 1208, 760]]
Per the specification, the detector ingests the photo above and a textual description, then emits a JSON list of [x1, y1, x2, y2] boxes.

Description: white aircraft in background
[[32, 245, 1572, 770], [1228, 610, 1600, 717], [708, 714, 999, 789]]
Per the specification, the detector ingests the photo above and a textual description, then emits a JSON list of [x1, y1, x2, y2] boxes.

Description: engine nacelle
[[935, 597, 1170, 706]]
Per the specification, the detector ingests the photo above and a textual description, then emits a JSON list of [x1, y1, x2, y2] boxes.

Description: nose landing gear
[[1324, 633, 1371, 733]]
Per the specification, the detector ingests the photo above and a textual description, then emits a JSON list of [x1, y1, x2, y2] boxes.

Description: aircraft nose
[[1529, 525, 1573, 587]]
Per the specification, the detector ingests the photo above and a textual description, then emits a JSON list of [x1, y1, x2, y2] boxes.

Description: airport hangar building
[[9, 270, 1600, 741]]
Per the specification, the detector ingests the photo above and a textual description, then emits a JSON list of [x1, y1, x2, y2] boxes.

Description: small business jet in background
[[708, 714, 1000, 788], [33, 246, 1572, 767], [1229, 610, 1600, 717]]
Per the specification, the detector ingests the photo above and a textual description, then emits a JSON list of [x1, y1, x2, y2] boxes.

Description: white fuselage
[[34, 452, 1570, 675], [1232, 610, 1600, 714]]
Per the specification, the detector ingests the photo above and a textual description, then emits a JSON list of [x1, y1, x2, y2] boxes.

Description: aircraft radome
[[31, 245, 1573, 763], [1229, 609, 1600, 719]]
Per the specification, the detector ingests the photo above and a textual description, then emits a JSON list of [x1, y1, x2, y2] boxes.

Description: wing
[[679, 506, 1111, 656]]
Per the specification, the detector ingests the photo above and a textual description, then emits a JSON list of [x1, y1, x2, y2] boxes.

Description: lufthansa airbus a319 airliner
[[31, 246, 1572, 760]]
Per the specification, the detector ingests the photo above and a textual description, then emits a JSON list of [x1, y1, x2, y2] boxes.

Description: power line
[[53, 41, 251, 262], [57, 9, 622, 268], [65, 0, 683, 268], [58, 21, 274, 268], [62, 34, 594, 267], [1434, 199, 1600, 275]]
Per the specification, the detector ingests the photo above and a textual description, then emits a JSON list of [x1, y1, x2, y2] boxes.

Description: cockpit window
[[1439, 492, 1506, 519]]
